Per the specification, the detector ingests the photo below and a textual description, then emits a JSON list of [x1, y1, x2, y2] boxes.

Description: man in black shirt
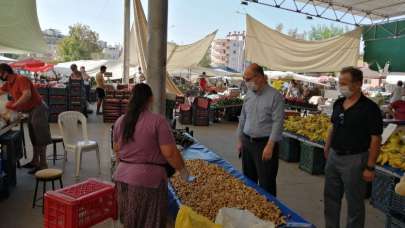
[[324, 67, 383, 228]]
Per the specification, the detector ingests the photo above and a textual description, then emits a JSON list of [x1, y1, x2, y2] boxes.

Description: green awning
[[363, 20, 405, 72]]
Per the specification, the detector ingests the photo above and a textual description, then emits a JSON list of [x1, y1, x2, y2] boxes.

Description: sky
[[36, 0, 358, 45]]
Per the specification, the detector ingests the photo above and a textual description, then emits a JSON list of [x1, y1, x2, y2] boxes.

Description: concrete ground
[[0, 113, 385, 228]]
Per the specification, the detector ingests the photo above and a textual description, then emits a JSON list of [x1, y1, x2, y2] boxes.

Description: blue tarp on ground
[[168, 142, 315, 228]]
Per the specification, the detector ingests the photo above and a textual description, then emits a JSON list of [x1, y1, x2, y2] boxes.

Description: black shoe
[[22, 162, 35, 169]]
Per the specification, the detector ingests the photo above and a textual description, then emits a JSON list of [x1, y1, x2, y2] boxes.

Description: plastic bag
[[215, 208, 275, 228], [395, 175, 405, 196], [175, 206, 222, 228]]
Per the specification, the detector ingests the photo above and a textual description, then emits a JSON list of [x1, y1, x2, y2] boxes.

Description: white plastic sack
[[395, 176, 405, 196], [215, 208, 275, 228]]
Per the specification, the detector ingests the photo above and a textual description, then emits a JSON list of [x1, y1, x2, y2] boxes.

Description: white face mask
[[246, 81, 257, 92], [339, 86, 353, 98]]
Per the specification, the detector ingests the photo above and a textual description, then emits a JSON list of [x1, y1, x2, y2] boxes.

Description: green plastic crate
[[299, 142, 326, 175], [279, 137, 300, 162]]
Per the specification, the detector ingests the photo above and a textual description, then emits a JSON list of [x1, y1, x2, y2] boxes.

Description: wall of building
[[210, 31, 245, 72]]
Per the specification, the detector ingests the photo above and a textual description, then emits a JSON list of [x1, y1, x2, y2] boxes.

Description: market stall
[[168, 138, 315, 228]]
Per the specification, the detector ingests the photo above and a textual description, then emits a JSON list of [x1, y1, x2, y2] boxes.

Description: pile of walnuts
[[171, 160, 286, 226]]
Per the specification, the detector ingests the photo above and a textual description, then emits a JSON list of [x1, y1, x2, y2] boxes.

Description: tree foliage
[[57, 24, 102, 61], [307, 24, 349, 40]]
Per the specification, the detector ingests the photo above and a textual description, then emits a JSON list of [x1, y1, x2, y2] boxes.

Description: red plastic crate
[[44, 179, 117, 228]]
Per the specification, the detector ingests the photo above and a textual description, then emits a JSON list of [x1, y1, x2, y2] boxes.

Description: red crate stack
[[44, 179, 117, 228], [103, 99, 121, 123]]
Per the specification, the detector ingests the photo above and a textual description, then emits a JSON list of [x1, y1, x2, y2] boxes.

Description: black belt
[[243, 134, 269, 142], [332, 148, 367, 156]]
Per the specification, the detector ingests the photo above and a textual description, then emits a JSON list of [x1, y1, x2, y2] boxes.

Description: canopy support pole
[[123, 0, 131, 84], [147, 0, 168, 114]]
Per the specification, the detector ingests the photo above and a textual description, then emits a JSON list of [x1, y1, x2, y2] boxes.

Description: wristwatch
[[365, 165, 375, 171]]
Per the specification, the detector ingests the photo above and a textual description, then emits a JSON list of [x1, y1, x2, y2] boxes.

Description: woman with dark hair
[[112, 83, 192, 228]]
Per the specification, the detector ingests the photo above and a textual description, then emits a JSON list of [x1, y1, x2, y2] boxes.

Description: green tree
[[307, 24, 348, 40], [57, 23, 102, 61]]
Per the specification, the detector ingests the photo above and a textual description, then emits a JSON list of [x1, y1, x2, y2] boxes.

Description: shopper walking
[[69, 64, 83, 80], [324, 67, 383, 228], [113, 83, 193, 228], [390, 80, 404, 104], [80, 66, 91, 102], [95, 65, 106, 115], [136, 67, 146, 83], [237, 63, 284, 196], [0, 63, 52, 174]]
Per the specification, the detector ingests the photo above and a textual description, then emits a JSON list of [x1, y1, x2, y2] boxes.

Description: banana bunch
[[271, 80, 284, 92], [284, 115, 331, 143], [377, 130, 405, 170]]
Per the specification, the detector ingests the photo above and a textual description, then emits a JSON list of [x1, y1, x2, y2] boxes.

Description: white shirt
[[391, 86, 404, 103]]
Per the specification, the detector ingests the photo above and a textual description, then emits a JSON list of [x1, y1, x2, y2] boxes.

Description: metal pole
[[123, 0, 130, 84], [147, 0, 168, 114]]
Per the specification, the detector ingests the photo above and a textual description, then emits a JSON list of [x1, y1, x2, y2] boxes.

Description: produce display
[[285, 97, 317, 110], [284, 115, 331, 143], [171, 160, 286, 226], [271, 80, 284, 92], [377, 130, 405, 170], [215, 97, 243, 107]]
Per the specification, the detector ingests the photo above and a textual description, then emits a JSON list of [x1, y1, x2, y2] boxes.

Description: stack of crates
[[103, 99, 121, 123], [68, 80, 86, 115], [192, 97, 210, 126], [48, 88, 68, 123], [37, 87, 49, 105], [371, 167, 405, 227], [298, 141, 325, 175], [102, 88, 131, 123]]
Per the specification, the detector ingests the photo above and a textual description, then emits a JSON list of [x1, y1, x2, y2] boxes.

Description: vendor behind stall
[[389, 99, 405, 120], [0, 63, 52, 174], [199, 72, 208, 94]]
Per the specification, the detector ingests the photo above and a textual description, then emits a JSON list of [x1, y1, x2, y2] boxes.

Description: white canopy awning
[[386, 73, 405, 84], [0, 0, 48, 53], [0, 56, 16, 63], [245, 15, 361, 73], [54, 60, 137, 80]]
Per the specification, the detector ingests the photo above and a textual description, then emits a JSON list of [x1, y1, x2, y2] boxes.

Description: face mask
[[339, 86, 353, 98], [246, 81, 257, 91]]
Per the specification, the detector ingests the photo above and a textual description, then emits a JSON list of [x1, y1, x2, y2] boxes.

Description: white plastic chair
[[58, 111, 101, 177]]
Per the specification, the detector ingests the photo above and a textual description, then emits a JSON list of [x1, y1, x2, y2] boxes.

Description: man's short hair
[[100, 65, 107, 71], [70, 64, 77, 69], [0, 63, 14, 74], [251, 63, 265, 77], [397, 81, 403, 87], [340, 66, 363, 83]]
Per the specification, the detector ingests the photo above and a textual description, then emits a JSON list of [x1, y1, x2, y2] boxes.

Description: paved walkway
[[0, 114, 385, 227]]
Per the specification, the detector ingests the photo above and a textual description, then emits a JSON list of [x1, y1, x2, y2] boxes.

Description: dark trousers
[[241, 135, 279, 196], [324, 149, 368, 228], [84, 85, 90, 101]]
